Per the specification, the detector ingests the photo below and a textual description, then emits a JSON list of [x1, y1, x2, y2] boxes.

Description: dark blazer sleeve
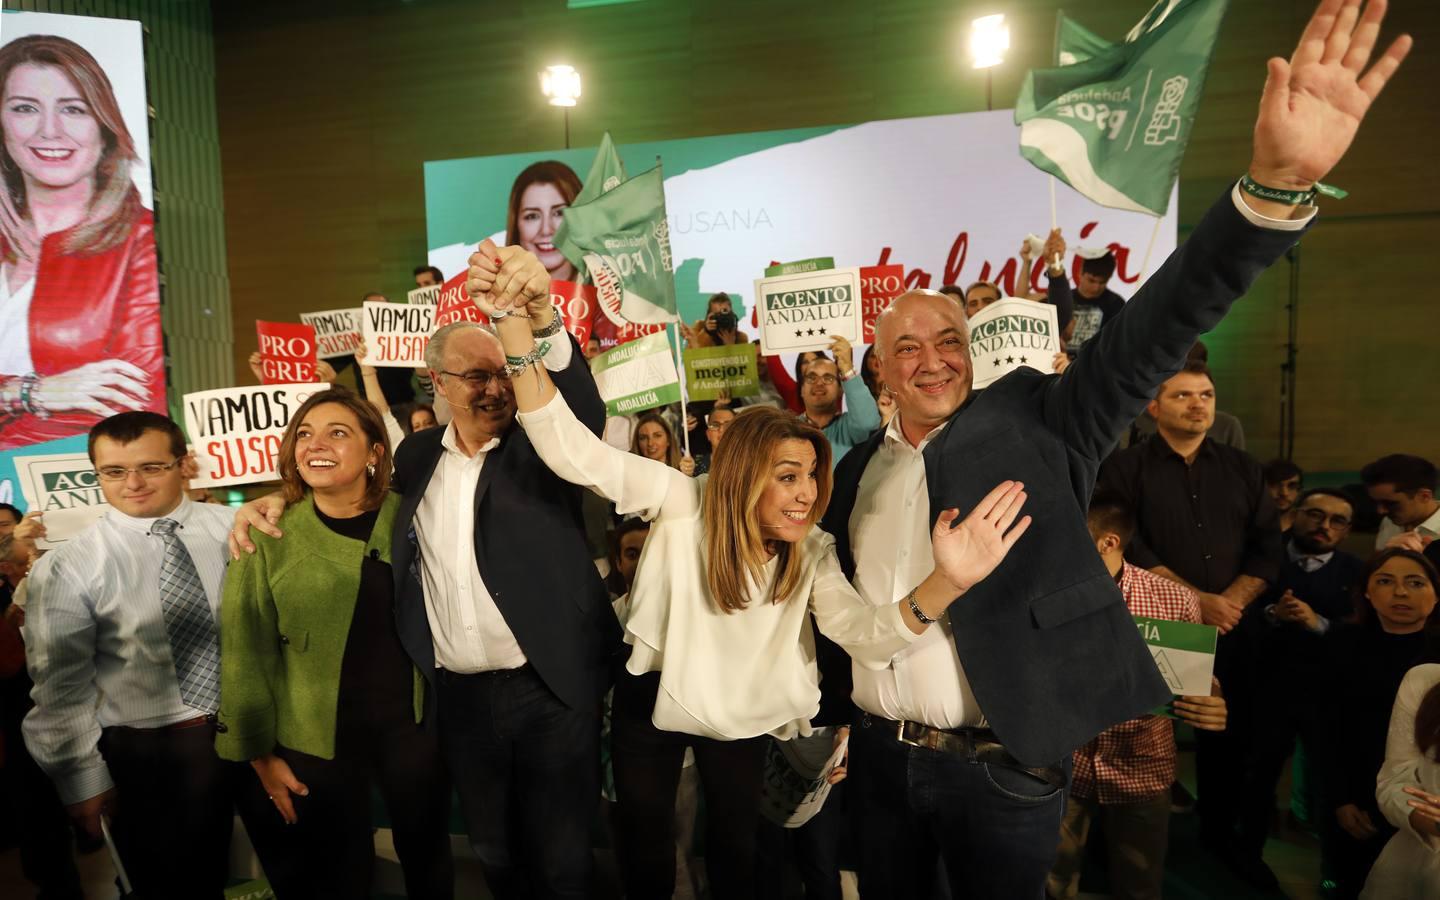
[[1038, 191, 1311, 462], [1045, 270, 1074, 338], [550, 335, 605, 436]]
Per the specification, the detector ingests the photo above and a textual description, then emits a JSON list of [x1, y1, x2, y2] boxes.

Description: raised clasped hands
[[466, 239, 553, 319], [1249, 0, 1411, 191], [930, 480, 1033, 595]]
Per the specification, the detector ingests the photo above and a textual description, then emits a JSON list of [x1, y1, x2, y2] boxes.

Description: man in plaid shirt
[[1048, 492, 1229, 900]]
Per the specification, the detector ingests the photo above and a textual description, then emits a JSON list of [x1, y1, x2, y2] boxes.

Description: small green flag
[[557, 165, 678, 325], [1056, 11, 1113, 66], [573, 131, 627, 207], [1015, 0, 1229, 216]]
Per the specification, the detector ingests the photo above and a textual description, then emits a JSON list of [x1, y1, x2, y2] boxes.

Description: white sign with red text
[[183, 383, 328, 488], [299, 308, 364, 359], [362, 301, 434, 367]]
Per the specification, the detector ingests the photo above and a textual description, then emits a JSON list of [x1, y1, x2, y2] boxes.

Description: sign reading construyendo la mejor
[[1134, 615, 1217, 700], [755, 267, 862, 355], [682, 343, 760, 402], [966, 298, 1061, 389], [591, 331, 681, 417]]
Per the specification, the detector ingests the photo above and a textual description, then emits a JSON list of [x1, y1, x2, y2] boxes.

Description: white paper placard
[[967, 298, 1062, 389], [14, 452, 109, 547], [299, 308, 364, 359], [361, 301, 434, 367], [183, 383, 329, 488], [754, 267, 862, 355]]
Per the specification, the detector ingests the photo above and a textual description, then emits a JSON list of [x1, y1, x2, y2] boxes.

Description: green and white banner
[[755, 267, 862, 355], [591, 331, 682, 417], [1134, 615, 1217, 698], [1016, 0, 1228, 215], [423, 112, 1176, 345], [967, 298, 1062, 389], [683, 343, 760, 401]]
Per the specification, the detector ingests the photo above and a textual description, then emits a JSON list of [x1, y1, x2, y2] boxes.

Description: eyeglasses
[[96, 459, 182, 482], [706, 418, 732, 431], [439, 369, 511, 389], [803, 374, 838, 386], [1297, 507, 1352, 529]]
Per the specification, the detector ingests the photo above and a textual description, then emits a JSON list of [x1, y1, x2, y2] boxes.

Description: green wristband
[[1240, 173, 1348, 206]]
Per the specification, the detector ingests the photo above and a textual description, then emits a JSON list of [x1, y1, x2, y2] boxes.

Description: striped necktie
[[151, 518, 220, 713]]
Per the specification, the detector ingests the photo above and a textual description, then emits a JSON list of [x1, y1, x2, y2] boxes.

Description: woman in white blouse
[[471, 247, 1031, 900], [1362, 661, 1440, 899]]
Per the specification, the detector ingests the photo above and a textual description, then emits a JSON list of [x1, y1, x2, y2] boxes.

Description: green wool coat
[[215, 493, 424, 762]]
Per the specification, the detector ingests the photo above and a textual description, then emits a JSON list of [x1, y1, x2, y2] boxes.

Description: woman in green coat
[[218, 388, 452, 898]]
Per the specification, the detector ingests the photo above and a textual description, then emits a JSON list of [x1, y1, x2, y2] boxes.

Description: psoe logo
[[1144, 75, 1189, 146]]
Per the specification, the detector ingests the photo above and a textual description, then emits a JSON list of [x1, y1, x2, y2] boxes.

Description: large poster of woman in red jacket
[[0, 14, 162, 451]]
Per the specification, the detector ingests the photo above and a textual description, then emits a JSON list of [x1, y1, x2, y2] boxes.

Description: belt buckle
[[896, 720, 926, 749]]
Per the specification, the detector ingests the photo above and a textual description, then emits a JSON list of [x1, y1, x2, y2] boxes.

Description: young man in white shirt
[[23, 412, 240, 897], [1363, 454, 1440, 550]]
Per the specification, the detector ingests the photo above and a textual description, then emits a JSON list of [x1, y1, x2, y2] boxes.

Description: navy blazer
[[389, 336, 622, 711], [824, 191, 1310, 766]]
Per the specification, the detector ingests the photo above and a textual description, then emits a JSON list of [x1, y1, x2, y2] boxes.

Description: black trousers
[[0, 675, 81, 899], [1237, 675, 1328, 859], [1195, 629, 1256, 849], [236, 715, 453, 900], [438, 664, 600, 900], [755, 779, 847, 900], [611, 670, 767, 900], [99, 720, 241, 899]]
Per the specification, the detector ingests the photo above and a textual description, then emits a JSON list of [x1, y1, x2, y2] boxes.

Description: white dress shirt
[[848, 412, 987, 729], [21, 498, 233, 803], [413, 332, 574, 673], [1375, 505, 1440, 550], [519, 391, 918, 740]]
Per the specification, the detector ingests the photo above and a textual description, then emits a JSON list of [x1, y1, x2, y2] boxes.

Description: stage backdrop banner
[[255, 321, 318, 384], [362, 301, 434, 367], [756, 267, 862, 355], [184, 384, 328, 489], [683, 344, 760, 402], [424, 111, 1177, 347], [14, 451, 109, 547], [968, 299, 1062, 389], [299, 309, 364, 360], [0, 12, 164, 452]]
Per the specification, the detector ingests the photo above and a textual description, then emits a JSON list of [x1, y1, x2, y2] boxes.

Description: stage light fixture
[[541, 64, 582, 107], [969, 14, 1010, 69]]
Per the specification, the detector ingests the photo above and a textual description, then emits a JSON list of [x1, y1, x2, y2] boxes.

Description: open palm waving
[[1250, 0, 1412, 192], [931, 481, 1032, 595]]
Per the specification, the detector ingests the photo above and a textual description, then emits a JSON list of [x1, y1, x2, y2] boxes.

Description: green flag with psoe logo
[[556, 165, 678, 326], [1056, 11, 1113, 66], [1015, 0, 1228, 216], [573, 131, 627, 207]]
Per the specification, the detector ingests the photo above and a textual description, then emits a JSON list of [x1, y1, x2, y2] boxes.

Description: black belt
[[861, 713, 1066, 790]]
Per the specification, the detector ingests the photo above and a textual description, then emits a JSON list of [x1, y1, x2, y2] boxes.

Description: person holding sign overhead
[[218, 388, 452, 899], [472, 242, 1032, 900], [820, 4, 1410, 896]]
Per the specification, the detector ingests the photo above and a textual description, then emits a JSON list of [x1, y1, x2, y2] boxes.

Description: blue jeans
[[849, 711, 1070, 900], [438, 664, 600, 900]]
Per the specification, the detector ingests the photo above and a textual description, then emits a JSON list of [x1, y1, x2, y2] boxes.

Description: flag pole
[[1136, 213, 1164, 282], [670, 321, 690, 458]]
